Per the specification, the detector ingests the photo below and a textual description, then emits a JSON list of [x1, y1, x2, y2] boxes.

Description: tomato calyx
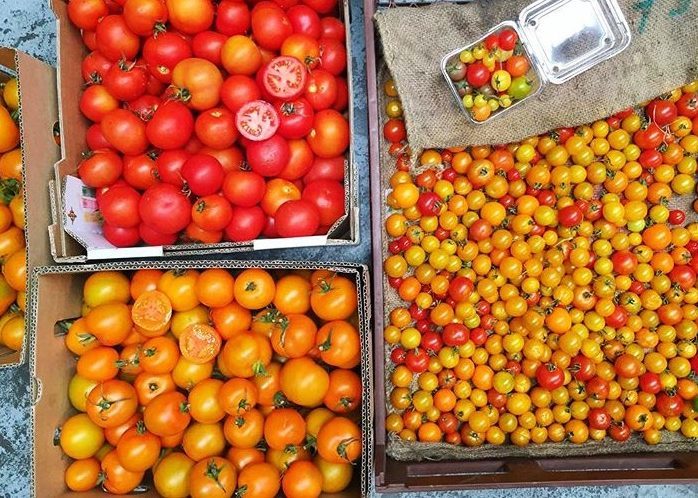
[[234, 484, 248, 498], [135, 420, 147, 435], [335, 436, 360, 461], [273, 391, 289, 408], [234, 415, 247, 428], [0, 178, 21, 204], [204, 459, 229, 491], [252, 360, 268, 377]]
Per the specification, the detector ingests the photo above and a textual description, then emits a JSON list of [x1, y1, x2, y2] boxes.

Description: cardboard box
[[29, 260, 373, 496], [0, 47, 60, 367], [48, 0, 359, 262]]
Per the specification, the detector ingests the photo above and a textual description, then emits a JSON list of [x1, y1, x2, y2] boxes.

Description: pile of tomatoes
[[68, 0, 350, 247], [382, 77, 698, 448], [444, 27, 534, 122], [0, 76, 27, 354], [59, 268, 362, 497]]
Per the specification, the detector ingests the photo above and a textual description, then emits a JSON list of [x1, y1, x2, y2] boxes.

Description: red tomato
[[320, 17, 344, 40], [639, 372, 662, 394], [281, 34, 320, 69], [287, 5, 321, 38], [78, 150, 123, 188], [225, 206, 266, 242], [95, 15, 140, 62], [101, 109, 148, 155], [146, 101, 195, 150], [588, 408, 611, 430], [251, 4, 293, 51], [192, 195, 233, 232], [275, 200, 321, 237], [303, 156, 344, 184], [304, 70, 337, 111], [677, 92, 698, 118], [222, 170, 266, 207], [383, 119, 406, 143], [302, 0, 336, 14], [646, 99, 678, 126], [498, 28, 518, 50], [333, 76, 349, 112], [656, 392, 685, 417], [139, 183, 192, 234], [275, 98, 314, 139], [68, 0, 109, 30], [405, 348, 429, 373], [235, 100, 280, 141], [200, 146, 244, 173], [246, 135, 290, 177], [535, 362, 564, 390], [181, 154, 225, 196], [466, 62, 490, 87], [123, 0, 168, 36], [307, 109, 349, 158], [103, 224, 141, 247], [99, 185, 141, 228], [123, 153, 159, 190], [140, 223, 178, 245], [634, 123, 664, 149], [85, 124, 113, 152], [195, 107, 238, 150], [261, 56, 308, 100], [278, 139, 314, 180], [668, 209, 686, 225], [558, 205, 583, 227], [192, 31, 227, 65], [103, 62, 147, 101], [443, 323, 469, 346], [216, 0, 251, 35], [221, 75, 262, 113], [608, 422, 631, 442], [318, 38, 346, 75], [80, 85, 119, 122], [156, 149, 190, 187], [142, 31, 192, 84], [81, 50, 113, 83], [669, 265, 696, 291], [611, 250, 637, 275], [302, 180, 344, 226]]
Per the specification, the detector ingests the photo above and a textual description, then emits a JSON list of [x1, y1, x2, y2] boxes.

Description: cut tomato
[[235, 100, 280, 141], [131, 290, 173, 337], [179, 323, 222, 364], [261, 56, 307, 99]]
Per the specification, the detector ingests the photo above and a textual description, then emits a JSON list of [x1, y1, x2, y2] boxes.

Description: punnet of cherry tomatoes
[[67, 0, 350, 248], [59, 267, 364, 497], [442, 26, 536, 123], [382, 76, 698, 449], [0, 76, 27, 356]]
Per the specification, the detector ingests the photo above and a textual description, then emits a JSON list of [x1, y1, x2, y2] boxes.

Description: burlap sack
[[375, 0, 698, 153]]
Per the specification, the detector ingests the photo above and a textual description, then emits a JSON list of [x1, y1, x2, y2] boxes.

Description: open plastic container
[[441, 0, 632, 124]]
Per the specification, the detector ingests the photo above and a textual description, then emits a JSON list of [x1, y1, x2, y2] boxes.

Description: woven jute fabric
[[376, 62, 698, 461], [374, 0, 698, 154]]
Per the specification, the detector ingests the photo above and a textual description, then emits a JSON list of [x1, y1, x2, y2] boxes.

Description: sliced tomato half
[[235, 100, 280, 141], [261, 56, 308, 99]]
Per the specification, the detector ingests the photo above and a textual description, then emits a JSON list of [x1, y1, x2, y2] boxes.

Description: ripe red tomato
[[656, 392, 685, 417], [302, 0, 336, 14], [588, 407, 611, 430], [123, 0, 168, 36], [278, 139, 314, 180], [192, 31, 227, 65], [221, 75, 262, 113], [123, 153, 159, 190], [304, 70, 337, 111], [246, 135, 290, 177], [225, 206, 266, 242], [318, 38, 346, 75], [139, 223, 178, 245], [68, 0, 109, 31], [417, 192, 443, 217], [222, 170, 266, 207], [102, 62, 147, 102], [443, 323, 469, 346], [139, 183, 192, 235], [200, 146, 244, 173], [303, 156, 344, 184], [558, 204, 583, 227], [216, 0, 251, 35], [195, 107, 238, 150], [99, 185, 141, 228], [333, 76, 348, 112], [287, 5, 321, 38], [81, 50, 113, 83], [646, 99, 678, 126], [181, 154, 225, 196], [142, 31, 192, 84], [302, 180, 344, 227], [275, 199, 321, 237], [275, 98, 314, 139], [634, 123, 664, 149], [307, 109, 349, 158], [608, 422, 631, 442], [498, 28, 518, 50], [320, 17, 344, 40], [80, 85, 119, 122], [383, 119, 406, 143], [78, 150, 123, 188], [191, 195, 233, 232], [96, 15, 140, 62], [639, 372, 662, 394], [103, 224, 141, 247], [668, 209, 686, 225], [466, 62, 490, 87], [405, 348, 429, 373], [677, 92, 698, 118], [156, 149, 190, 187], [535, 362, 564, 390], [235, 100, 280, 141], [146, 101, 195, 150], [261, 56, 307, 99], [101, 109, 148, 155], [669, 265, 696, 290], [251, 4, 293, 51]]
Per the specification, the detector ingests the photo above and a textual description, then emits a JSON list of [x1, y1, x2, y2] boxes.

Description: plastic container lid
[[518, 0, 631, 84]]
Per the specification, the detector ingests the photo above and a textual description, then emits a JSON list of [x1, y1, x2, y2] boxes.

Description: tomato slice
[[262, 56, 307, 100], [235, 100, 280, 141], [131, 290, 173, 337], [179, 323, 222, 364]]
